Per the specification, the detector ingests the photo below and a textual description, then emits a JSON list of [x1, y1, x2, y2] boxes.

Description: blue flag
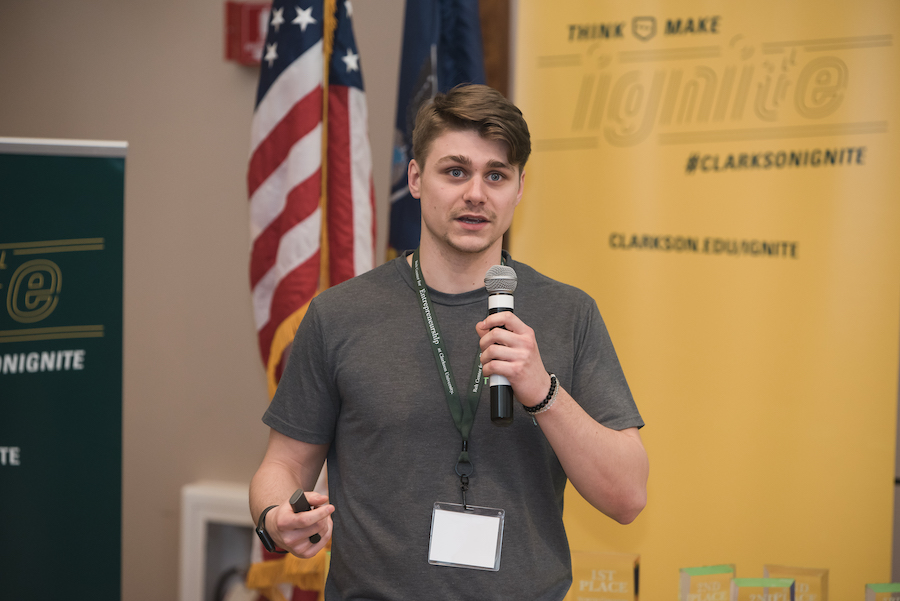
[[388, 0, 486, 255]]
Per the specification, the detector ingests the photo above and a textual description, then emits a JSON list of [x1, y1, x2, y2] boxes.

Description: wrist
[[256, 504, 288, 554], [522, 373, 559, 416]]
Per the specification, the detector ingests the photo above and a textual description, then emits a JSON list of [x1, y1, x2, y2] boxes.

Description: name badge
[[428, 503, 505, 571]]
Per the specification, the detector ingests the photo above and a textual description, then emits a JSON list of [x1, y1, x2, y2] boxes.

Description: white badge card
[[428, 503, 505, 571]]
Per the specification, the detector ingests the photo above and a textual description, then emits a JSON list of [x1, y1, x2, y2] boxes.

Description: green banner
[[0, 138, 125, 599]]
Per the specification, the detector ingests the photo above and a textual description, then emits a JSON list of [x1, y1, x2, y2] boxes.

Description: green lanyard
[[411, 248, 485, 507]]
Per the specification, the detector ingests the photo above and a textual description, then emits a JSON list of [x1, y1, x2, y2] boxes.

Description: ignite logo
[[632, 17, 656, 41], [7, 259, 61, 324]]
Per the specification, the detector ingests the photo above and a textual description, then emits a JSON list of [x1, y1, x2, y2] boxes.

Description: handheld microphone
[[484, 264, 517, 426]]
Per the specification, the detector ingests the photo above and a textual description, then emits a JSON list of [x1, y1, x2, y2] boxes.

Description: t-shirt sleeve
[[262, 300, 340, 445], [570, 298, 644, 431]]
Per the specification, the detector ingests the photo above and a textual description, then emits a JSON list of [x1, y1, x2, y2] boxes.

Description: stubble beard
[[442, 234, 498, 257], [431, 211, 505, 257]]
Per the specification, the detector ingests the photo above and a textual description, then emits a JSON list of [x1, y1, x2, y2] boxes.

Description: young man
[[250, 84, 647, 600]]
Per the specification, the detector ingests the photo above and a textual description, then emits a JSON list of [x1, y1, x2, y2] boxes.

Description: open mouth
[[457, 216, 488, 225]]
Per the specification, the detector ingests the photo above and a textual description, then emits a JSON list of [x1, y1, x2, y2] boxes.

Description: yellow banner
[[512, 3, 900, 599]]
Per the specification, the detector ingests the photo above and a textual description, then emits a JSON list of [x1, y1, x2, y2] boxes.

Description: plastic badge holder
[[428, 503, 504, 571]]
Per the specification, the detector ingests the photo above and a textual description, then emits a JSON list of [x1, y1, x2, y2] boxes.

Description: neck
[[409, 243, 504, 294]]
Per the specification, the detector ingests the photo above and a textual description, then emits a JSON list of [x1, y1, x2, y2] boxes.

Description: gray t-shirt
[[264, 252, 643, 601]]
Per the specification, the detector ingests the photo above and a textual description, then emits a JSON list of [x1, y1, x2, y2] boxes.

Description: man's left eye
[[488, 173, 502, 182]]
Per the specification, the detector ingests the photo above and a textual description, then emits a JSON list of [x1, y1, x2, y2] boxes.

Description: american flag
[[249, 0, 375, 399]]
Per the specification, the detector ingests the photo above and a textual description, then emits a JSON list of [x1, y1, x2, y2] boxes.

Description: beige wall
[[0, 1, 403, 598]]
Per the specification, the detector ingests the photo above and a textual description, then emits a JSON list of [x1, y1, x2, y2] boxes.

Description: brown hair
[[411, 84, 531, 170]]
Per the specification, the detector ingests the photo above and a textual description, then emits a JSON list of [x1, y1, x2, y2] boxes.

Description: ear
[[514, 169, 525, 206], [407, 159, 422, 199]]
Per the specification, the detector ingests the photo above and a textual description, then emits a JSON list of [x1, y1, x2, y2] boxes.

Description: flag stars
[[344, 1, 353, 18], [341, 48, 359, 72], [264, 43, 278, 68], [293, 6, 316, 31], [270, 7, 285, 32]]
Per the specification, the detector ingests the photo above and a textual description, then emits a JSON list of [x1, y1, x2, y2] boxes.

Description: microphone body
[[484, 265, 518, 426]]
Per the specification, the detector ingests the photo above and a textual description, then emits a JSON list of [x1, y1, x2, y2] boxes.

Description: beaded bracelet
[[523, 373, 558, 415]]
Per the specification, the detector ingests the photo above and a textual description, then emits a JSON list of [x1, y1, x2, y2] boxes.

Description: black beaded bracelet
[[523, 373, 558, 415]]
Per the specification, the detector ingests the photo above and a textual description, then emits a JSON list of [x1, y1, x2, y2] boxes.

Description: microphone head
[[485, 265, 517, 294]]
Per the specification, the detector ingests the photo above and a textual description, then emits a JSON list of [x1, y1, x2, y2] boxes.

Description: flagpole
[[319, 0, 337, 292]]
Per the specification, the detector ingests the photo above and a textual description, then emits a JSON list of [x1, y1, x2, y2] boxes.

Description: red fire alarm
[[225, 2, 271, 65]]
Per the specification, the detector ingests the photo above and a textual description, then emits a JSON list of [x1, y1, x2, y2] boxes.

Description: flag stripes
[[326, 85, 374, 285], [248, 91, 322, 200], [249, 0, 375, 396]]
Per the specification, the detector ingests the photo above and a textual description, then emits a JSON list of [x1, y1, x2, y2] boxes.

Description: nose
[[463, 176, 486, 204]]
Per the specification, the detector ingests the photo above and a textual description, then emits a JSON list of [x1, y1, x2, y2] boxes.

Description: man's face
[[408, 128, 525, 258]]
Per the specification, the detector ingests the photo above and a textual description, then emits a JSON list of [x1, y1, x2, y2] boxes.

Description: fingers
[[477, 312, 550, 406], [272, 501, 335, 558], [477, 316, 542, 374], [480, 333, 527, 365], [304, 490, 329, 507], [478, 314, 537, 357], [477, 311, 522, 336], [477, 313, 529, 350]]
